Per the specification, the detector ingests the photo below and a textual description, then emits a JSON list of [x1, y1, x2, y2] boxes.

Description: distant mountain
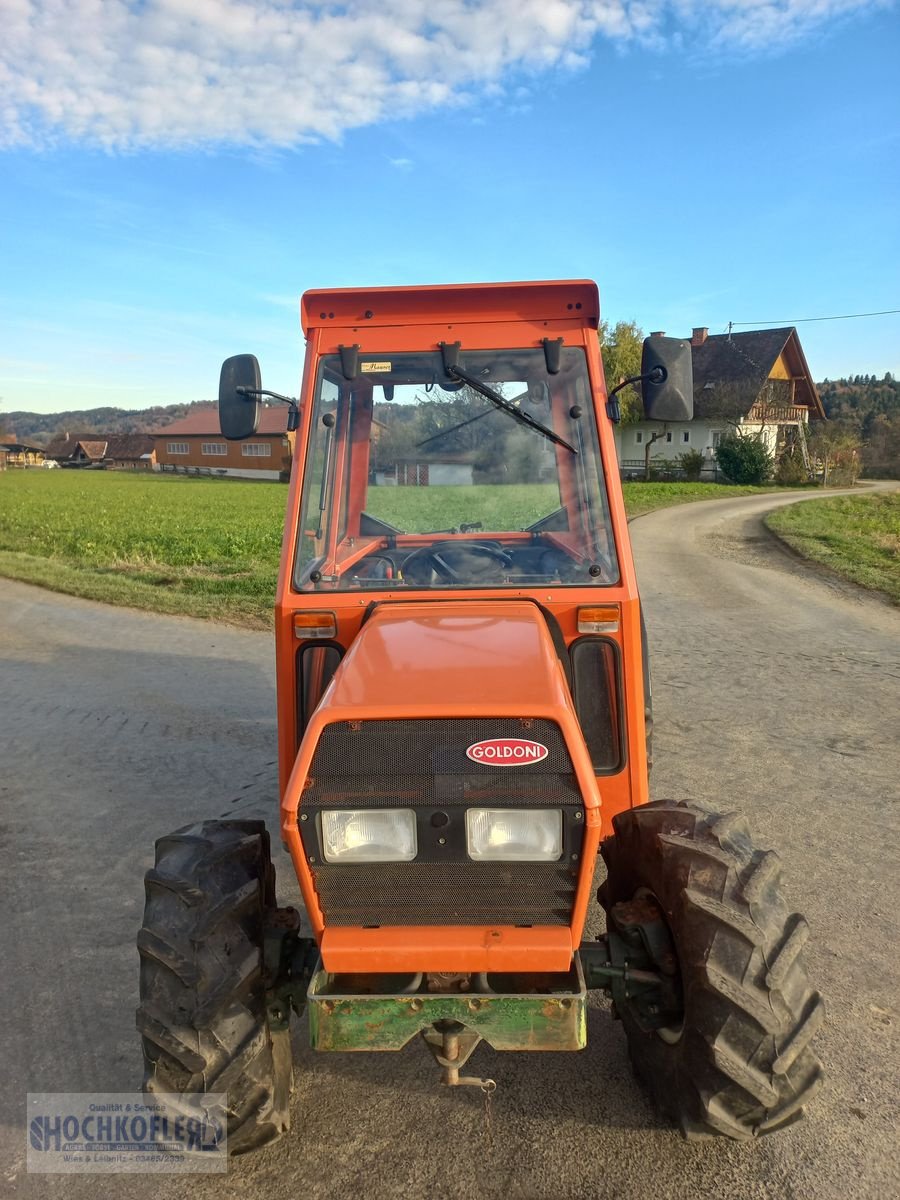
[[4, 401, 215, 446]]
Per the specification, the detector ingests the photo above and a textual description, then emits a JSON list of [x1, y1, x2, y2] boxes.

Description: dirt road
[[1, 489, 898, 1200]]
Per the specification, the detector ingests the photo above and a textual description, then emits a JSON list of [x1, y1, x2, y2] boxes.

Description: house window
[[167, 442, 189, 455], [242, 443, 272, 457], [201, 442, 227, 456], [665, 431, 673, 443], [635, 431, 643, 444], [711, 430, 724, 448], [681, 431, 690, 444]]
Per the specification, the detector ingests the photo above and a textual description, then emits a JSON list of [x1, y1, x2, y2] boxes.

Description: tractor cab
[[294, 341, 619, 594]]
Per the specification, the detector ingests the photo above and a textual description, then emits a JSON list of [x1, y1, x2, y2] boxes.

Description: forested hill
[[818, 375, 900, 477], [5, 401, 214, 445], [818, 374, 899, 423]]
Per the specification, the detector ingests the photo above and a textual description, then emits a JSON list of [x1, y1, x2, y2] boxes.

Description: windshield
[[294, 346, 618, 591]]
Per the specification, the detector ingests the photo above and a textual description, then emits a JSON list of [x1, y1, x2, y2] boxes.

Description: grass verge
[[766, 492, 900, 604], [621, 481, 798, 518], [0, 470, 812, 627]]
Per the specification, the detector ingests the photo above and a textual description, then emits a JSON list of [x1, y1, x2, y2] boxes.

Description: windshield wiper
[[446, 365, 577, 455]]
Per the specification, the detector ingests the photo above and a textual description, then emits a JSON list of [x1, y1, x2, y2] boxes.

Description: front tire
[[136, 819, 292, 1155], [600, 800, 824, 1140]]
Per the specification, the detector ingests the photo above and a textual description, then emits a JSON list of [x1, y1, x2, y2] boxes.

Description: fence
[[618, 459, 726, 483]]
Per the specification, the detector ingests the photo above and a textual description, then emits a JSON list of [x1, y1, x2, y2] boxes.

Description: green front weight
[[307, 955, 588, 1052]]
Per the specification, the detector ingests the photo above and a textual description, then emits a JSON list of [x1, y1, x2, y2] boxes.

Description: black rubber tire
[[136, 819, 292, 1155], [600, 800, 824, 1140]]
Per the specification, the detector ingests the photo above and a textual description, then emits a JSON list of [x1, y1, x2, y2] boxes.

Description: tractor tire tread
[[137, 819, 290, 1155], [601, 799, 823, 1140]]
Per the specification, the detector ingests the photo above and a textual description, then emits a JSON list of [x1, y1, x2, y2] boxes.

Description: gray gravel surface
[[1, 487, 898, 1200]]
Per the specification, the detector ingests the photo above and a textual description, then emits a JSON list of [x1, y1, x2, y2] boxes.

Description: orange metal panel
[[320, 926, 574, 974], [301, 280, 599, 336]]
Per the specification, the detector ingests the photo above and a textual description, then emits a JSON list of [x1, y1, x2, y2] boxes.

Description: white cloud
[[0, 0, 890, 149]]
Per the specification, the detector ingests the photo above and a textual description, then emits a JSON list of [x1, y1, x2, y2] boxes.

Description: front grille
[[300, 718, 584, 927]]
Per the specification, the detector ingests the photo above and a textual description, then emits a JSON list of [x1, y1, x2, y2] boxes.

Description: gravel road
[[1, 488, 898, 1200]]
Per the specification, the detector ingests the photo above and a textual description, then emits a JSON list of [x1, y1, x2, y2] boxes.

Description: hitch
[[421, 1021, 496, 1091]]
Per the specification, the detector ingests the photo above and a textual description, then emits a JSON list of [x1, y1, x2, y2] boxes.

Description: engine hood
[[318, 600, 572, 720]]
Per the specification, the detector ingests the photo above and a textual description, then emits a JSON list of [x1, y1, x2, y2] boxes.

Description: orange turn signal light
[[577, 605, 620, 634], [293, 611, 337, 640]]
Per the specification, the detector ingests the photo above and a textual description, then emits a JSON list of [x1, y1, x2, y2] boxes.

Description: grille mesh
[[303, 718, 582, 927]]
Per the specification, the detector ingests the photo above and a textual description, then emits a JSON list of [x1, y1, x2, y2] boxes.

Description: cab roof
[[300, 280, 599, 336]]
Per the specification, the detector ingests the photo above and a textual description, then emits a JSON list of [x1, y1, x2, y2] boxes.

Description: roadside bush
[[677, 449, 705, 482], [648, 457, 679, 481], [715, 433, 773, 485], [775, 450, 808, 486]]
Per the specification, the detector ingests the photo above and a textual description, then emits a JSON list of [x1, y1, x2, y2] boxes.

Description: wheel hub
[[607, 891, 684, 1039]]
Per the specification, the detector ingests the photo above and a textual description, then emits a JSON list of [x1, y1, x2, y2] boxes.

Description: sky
[[1, 0, 899, 417]]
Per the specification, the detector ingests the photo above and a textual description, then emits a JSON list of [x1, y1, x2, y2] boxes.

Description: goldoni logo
[[466, 738, 549, 766]]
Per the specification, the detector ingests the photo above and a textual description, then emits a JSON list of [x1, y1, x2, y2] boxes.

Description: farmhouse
[[153, 406, 294, 480], [615, 326, 825, 478], [41, 432, 156, 469], [43, 433, 110, 467], [105, 434, 156, 470]]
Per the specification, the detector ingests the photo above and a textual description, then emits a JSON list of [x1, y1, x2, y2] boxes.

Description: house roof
[[154, 406, 291, 436], [105, 434, 155, 459], [397, 453, 476, 465], [77, 440, 109, 460], [43, 433, 108, 460], [690, 327, 824, 420], [0, 439, 44, 453], [692, 328, 794, 394]]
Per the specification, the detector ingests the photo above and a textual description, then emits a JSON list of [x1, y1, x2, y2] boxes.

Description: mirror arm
[[605, 368, 666, 424], [236, 387, 301, 432], [607, 367, 665, 402]]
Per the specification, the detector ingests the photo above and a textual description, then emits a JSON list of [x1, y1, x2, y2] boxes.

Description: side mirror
[[219, 354, 261, 440], [641, 337, 693, 422]]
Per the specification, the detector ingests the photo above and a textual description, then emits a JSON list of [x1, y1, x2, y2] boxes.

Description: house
[[42, 432, 156, 470], [388, 454, 475, 487], [615, 326, 826, 478], [153, 406, 294, 480], [0, 438, 46, 467], [104, 434, 156, 470], [43, 433, 110, 467]]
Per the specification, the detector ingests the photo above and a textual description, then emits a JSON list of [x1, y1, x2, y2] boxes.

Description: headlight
[[465, 808, 563, 862], [320, 809, 417, 863]]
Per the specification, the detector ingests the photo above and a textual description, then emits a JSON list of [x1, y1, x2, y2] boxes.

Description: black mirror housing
[[219, 355, 262, 440], [641, 337, 693, 422]]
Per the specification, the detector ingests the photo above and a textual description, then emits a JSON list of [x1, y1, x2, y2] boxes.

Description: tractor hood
[[318, 601, 573, 721], [281, 599, 603, 973]]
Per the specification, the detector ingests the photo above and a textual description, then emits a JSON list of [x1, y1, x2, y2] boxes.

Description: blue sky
[[1, 0, 898, 416]]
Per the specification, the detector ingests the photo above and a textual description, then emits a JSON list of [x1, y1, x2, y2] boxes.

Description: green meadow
[[0, 470, 822, 625]]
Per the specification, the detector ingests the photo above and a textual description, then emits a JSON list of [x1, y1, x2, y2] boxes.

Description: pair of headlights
[[320, 808, 563, 863]]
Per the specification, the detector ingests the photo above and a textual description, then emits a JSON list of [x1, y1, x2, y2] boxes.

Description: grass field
[[0, 472, 285, 626], [766, 492, 900, 604], [0, 470, 809, 626]]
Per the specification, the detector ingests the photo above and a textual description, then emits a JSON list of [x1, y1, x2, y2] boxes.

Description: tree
[[599, 320, 644, 423], [806, 422, 862, 486], [715, 432, 774, 484]]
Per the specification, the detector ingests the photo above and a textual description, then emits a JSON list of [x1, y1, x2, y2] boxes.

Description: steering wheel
[[401, 541, 513, 585]]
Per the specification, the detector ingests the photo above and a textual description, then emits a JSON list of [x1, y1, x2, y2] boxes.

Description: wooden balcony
[[745, 404, 810, 424]]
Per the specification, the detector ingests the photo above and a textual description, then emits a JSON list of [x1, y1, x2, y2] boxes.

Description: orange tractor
[[137, 281, 822, 1151]]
